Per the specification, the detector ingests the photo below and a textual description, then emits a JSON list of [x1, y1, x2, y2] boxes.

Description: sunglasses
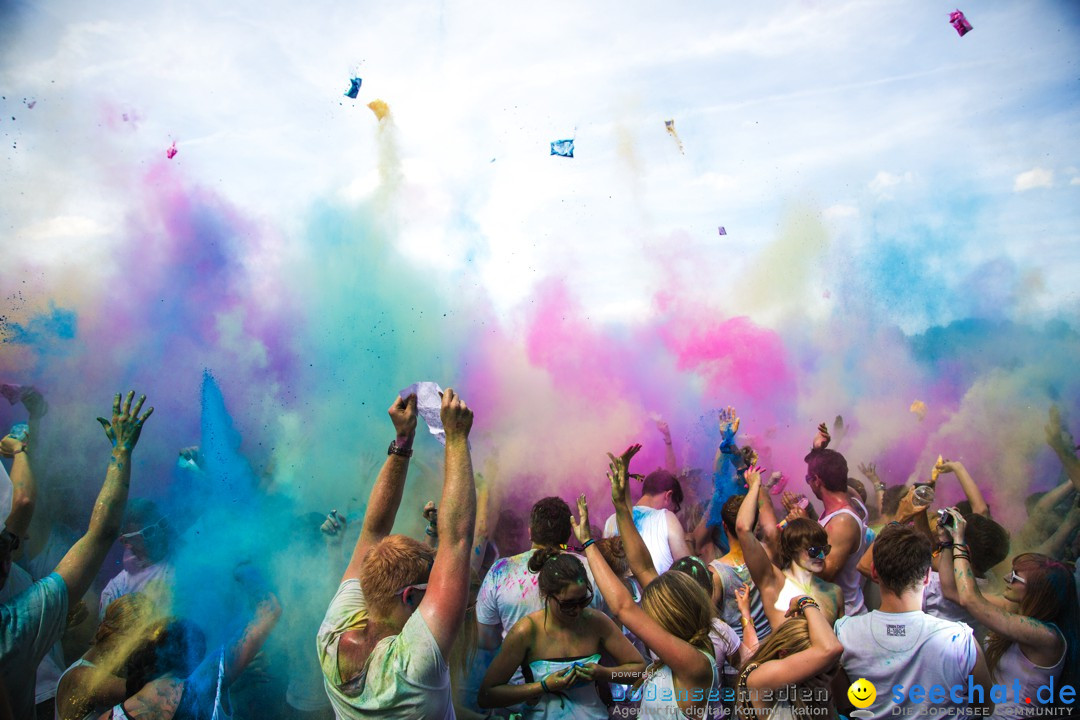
[[119, 518, 166, 543], [395, 582, 429, 599], [806, 545, 832, 559], [1004, 571, 1027, 585], [554, 589, 593, 612]]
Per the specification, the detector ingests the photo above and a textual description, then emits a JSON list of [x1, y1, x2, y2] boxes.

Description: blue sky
[[1, 0, 1078, 331]]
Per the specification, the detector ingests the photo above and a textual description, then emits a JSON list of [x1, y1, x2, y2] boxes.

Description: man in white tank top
[[804, 427, 868, 615], [602, 470, 691, 575]]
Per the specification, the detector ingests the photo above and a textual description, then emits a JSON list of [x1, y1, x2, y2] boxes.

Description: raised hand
[[21, 388, 47, 419], [941, 507, 966, 544], [440, 388, 473, 442], [1046, 406, 1075, 455], [735, 585, 752, 616], [607, 443, 642, 507], [719, 406, 740, 442], [570, 494, 591, 544], [655, 419, 671, 439], [321, 509, 348, 542], [813, 422, 830, 450], [744, 464, 766, 486], [857, 462, 879, 483], [389, 394, 418, 441], [96, 391, 153, 453]]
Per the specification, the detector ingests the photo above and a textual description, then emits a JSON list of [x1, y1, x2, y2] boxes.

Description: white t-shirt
[[317, 579, 454, 719], [834, 609, 977, 720], [923, 571, 986, 637], [710, 618, 741, 675], [98, 558, 173, 620], [475, 550, 602, 634], [602, 507, 678, 575]]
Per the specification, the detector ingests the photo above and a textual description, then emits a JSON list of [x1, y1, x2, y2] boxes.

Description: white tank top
[[55, 658, 99, 720], [638, 649, 719, 720], [817, 507, 867, 615], [991, 627, 1067, 719], [604, 506, 676, 574]]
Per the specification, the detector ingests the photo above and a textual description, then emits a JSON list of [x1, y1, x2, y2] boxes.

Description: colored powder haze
[[1, 0, 1079, 655]]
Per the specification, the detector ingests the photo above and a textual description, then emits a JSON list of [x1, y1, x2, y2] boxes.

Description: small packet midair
[[344, 77, 362, 99], [166, 142, 178, 159], [665, 119, 685, 154], [550, 139, 574, 158], [718, 226, 727, 236], [949, 10, 973, 37]]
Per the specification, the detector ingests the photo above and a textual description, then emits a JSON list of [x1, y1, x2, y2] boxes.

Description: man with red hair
[[318, 388, 475, 719]]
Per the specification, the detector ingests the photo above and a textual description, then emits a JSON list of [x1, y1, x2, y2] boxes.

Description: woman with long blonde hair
[[735, 595, 841, 719], [572, 447, 720, 720]]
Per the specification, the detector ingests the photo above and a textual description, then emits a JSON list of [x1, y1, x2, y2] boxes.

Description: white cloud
[[823, 204, 859, 220], [1014, 168, 1054, 192], [869, 171, 914, 198], [1070, 176, 1080, 186]]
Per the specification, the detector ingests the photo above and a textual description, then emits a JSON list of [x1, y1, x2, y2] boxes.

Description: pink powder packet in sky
[[166, 141, 178, 159], [949, 10, 973, 37]]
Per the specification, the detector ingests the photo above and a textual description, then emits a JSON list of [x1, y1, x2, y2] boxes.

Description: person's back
[[476, 548, 601, 636], [834, 524, 992, 720]]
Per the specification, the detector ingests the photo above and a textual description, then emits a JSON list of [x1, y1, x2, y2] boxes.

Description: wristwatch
[[387, 440, 413, 458]]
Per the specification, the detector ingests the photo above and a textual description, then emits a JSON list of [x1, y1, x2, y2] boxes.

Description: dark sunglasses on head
[[554, 589, 593, 612], [806, 545, 832, 559]]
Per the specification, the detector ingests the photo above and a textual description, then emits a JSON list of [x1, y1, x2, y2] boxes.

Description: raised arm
[[656, 419, 678, 474], [572, 496, 711, 689], [943, 510, 1063, 653], [1046, 406, 1080, 491], [935, 459, 989, 517], [707, 407, 743, 529], [343, 394, 417, 581], [1035, 505, 1080, 557], [54, 392, 153, 603], [0, 431, 35, 540], [734, 585, 760, 661], [419, 388, 476, 656], [222, 591, 283, 686], [610, 444, 659, 587], [744, 598, 841, 691], [734, 470, 781, 598]]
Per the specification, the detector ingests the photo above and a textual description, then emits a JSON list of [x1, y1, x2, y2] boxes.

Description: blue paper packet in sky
[[550, 139, 574, 157], [345, 77, 362, 99], [400, 382, 446, 445]]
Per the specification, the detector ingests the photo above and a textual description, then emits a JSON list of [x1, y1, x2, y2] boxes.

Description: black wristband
[[387, 440, 413, 458]]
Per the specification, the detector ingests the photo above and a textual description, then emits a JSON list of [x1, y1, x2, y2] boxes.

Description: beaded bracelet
[[794, 596, 820, 613]]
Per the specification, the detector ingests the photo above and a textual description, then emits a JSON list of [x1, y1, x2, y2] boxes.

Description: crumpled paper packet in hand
[[400, 382, 446, 445]]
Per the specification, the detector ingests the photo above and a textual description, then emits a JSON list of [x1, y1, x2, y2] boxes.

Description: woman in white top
[[56, 593, 158, 720], [736, 470, 844, 629], [573, 447, 720, 720], [939, 508, 1079, 717], [478, 549, 645, 719], [736, 594, 842, 719]]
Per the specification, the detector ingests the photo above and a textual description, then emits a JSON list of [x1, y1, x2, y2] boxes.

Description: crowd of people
[[2, 386, 1079, 720]]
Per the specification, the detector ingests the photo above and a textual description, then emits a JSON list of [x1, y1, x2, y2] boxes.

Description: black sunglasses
[[806, 545, 832, 559], [554, 588, 593, 612]]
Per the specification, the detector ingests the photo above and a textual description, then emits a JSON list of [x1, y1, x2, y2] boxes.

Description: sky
[[1, 0, 1079, 556]]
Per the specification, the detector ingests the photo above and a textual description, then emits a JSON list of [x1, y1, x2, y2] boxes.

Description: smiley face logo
[[848, 678, 877, 709]]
